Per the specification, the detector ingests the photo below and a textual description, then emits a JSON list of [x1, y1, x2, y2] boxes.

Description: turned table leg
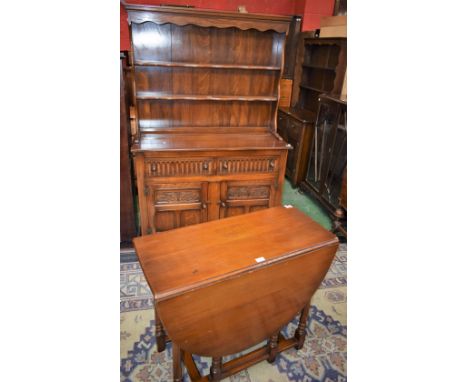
[[267, 332, 279, 363], [210, 357, 222, 381], [294, 301, 311, 350], [155, 315, 166, 352], [172, 343, 182, 382]]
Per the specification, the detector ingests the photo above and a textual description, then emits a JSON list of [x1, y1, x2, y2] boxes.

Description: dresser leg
[[267, 333, 279, 363], [156, 316, 166, 352], [209, 357, 222, 381], [172, 343, 182, 382], [294, 302, 310, 350]]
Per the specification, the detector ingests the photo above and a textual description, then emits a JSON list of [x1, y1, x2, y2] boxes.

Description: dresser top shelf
[[126, 4, 291, 33], [132, 132, 290, 152], [133, 206, 338, 301]]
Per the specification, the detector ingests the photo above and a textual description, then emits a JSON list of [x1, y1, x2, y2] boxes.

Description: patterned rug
[[121, 244, 347, 382]]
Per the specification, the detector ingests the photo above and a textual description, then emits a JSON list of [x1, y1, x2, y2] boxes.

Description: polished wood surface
[[134, 133, 289, 151], [134, 206, 336, 301], [134, 206, 338, 375], [126, 5, 291, 237]]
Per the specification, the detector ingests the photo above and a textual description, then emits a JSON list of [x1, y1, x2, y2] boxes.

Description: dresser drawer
[[218, 157, 278, 175], [145, 158, 214, 177]]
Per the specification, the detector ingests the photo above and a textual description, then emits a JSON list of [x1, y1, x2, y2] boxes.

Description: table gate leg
[[267, 333, 279, 363], [294, 301, 311, 350], [155, 315, 166, 352], [210, 357, 222, 381], [172, 343, 182, 382]]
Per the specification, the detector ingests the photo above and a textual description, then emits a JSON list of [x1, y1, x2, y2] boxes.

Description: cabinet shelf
[[134, 60, 281, 71], [299, 84, 324, 93], [137, 92, 277, 101], [302, 64, 335, 71]]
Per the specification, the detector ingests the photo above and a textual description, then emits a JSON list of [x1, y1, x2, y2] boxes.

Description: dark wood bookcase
[[125, 5, 291, 235], [278, 35, 346, 186]]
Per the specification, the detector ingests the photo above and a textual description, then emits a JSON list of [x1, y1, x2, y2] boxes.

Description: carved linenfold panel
[[227, 186, 270, 200], [146, 159, 213, 177], [218, 157, 277, 174], [155, 189, 201, 204]]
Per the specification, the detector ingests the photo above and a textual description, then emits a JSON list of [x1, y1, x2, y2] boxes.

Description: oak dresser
[[125, 5, 292, 235]]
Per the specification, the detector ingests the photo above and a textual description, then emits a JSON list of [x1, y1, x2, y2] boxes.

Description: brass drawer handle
[[203, 162, 209, 170], [269, 160, 275, 168], [223, 161, 228, 169], [202, 203, 207, 209]]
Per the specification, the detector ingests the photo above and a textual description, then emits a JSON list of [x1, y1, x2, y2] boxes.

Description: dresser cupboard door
[[219, 180, 275, 218], [146, 182, 208, 233], [285, 134, 299, 179]]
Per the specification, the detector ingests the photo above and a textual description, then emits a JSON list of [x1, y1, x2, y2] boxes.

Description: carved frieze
[[219, 158, 277, 174], [146, 159, 213, 177], [155, 190, 200, 204], [227, 186, 270, 200]]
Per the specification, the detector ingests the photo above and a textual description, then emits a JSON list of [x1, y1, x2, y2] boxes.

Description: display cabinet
[[278, 35, 346, 187], [300, 93, 347, 237], [126, 5, 290, 235]]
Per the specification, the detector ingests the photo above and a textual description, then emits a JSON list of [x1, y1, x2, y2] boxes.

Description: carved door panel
[[219, 180, 275, 219], [146, 182, 208, 234]]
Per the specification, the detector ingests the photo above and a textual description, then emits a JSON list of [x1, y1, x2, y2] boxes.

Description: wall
[[121, 0, 334, 51]]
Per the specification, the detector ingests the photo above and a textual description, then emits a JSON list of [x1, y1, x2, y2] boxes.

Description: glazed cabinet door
[[146, 182, 208, 234], [219, 180, 276, 218]]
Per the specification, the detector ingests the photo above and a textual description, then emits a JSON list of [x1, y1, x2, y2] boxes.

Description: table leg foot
[[267, 333, 279, 363], [156, 317, 166, 352], [294, 302, 310, 350], [210, 356, 222, 381], [172, 343, 182, 382]]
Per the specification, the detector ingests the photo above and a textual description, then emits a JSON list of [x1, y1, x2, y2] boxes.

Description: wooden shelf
[[299, 84, 324, 93], [134, 60, 281, 71], [137, 92, 277, 101], [302, 63, 335, 71]]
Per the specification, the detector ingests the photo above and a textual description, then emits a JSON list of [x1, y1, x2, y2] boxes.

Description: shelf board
[[302, 64, 335, 71], [137, 92, 277, 101], [134, 60, 281, 71], [299, 84, 325, 93]]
